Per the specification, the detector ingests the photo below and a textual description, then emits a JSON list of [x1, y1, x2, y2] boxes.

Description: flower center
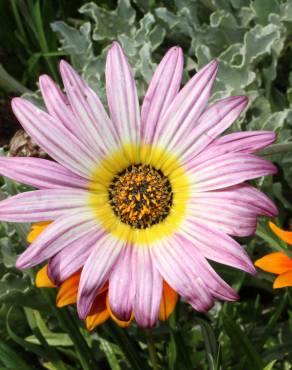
[[108, 164, 173, 229]]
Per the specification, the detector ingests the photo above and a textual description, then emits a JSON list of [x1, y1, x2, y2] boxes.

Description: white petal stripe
[[108, 244, 134, 321], [141, 46, 184, 143], [39, 74, 83, 139], [77, 234, 124, 319], [150, 240, 214, 312], [0, 157, 88, 189], [16, 211, 97, 269], [0, 189, 88, 222], [153, 59, 219, 150], [133, 246, 163, 328], [60, 61, 118, 157], [106, 42, 141, 147], [189, 153, 277, 191]]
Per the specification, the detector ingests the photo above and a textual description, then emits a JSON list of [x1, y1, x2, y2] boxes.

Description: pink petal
[[179, 96, 248, 163], [39, 74, 83, 139], [108, 244, 134, 321], [191, 184, 278, 218], [152, 59, 219, 150], [208, 131, 276, 154], [48, 228, 104, 284], [0, 157, 88, 189], [0, 189, 88, 222], [188, 198, 257, 237], [132, 246, 163, 328], [11, 98, 96, 178], [150, 240, 215, 312], [16, 211, 96, 269], [188, 153, 277, 191], [106, 42, 140, 147], [77, 234, 124, 319], [189, 184, 278, 236], [141, 46, 183, 143], [181, 218, 256, 275], [174, 233, 239, 301], [59, 61, 118, 157]]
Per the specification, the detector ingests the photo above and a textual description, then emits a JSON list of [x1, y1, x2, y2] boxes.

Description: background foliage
[[0, 0, 292, 369]]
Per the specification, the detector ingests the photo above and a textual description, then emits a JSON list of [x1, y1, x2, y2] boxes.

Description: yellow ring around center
[[87, 143, 190, 245]]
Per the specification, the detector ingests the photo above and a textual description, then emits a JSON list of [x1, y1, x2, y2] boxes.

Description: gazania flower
[[0, 42, 278, 328], [255, 222, 292, 288]]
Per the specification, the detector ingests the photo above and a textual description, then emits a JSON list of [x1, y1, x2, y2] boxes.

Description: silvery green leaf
[[132, 0, 154, 12], [249, 109, 292, 132], [21, 90, 44, 108], [154, 7, 181, 30], [0, 238, 17, 268], [281, 0, 292, 22], [80, 0, 136, 42], [217, 62, 255, 92], [251, 0, 280, 25], [244, 24, 281, 64], [210, 10, 246, 44], [238, 6, 256, 27], [0, 273, 30, 302], [51, 21, 94, 69]]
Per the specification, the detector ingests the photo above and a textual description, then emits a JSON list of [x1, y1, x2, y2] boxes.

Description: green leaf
[[262, 360, 277, 370], [98, 337, 122, 370], [23, 307, 68, 370], [221, 313, 264, 370], [196, 318, 218, 370], [25, 310, 73, 347], [0, 339, 32, 370], [40, 289, 99, 370]]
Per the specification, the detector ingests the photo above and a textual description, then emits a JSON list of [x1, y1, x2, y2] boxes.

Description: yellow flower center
[[109, 164, 173, 229], [88, 143, 190, 245]]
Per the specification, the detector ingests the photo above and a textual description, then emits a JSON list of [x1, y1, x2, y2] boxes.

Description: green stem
[[145, 330, 159, 370]]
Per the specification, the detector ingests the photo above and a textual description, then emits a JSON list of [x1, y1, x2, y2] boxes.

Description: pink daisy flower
[[0, 42, 278, 328]]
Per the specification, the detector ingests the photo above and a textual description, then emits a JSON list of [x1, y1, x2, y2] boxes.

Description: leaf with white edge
[[80, 0, 136, 42]]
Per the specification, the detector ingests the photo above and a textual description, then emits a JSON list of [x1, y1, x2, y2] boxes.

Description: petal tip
[[56, 295, 65, 308], [59, 59, 72, 74], [232, 95, 248, 109], [15, 256, 27, 270], [270, 205, 279, 217], [110, 41, 122, 53], [39, 74, 51, 84], [269, 130, 277, 142], [11, 97, 22, 110], [77, 298, 90, 320], [271, 163, 278, 175], [211, 58, 220, 70], [170, 45, 183, 55], [240, 95, 249, 105], [250, 265, 258, 277], [39, 74, 54, 93]]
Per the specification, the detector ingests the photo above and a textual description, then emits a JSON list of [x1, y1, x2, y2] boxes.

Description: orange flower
[[254, 222, 292, 288], [31, 223, 178, 331]]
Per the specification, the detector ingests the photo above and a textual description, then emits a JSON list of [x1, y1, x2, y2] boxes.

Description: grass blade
[[0, 339, 32, 370], [221, 313, 264, 370]]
